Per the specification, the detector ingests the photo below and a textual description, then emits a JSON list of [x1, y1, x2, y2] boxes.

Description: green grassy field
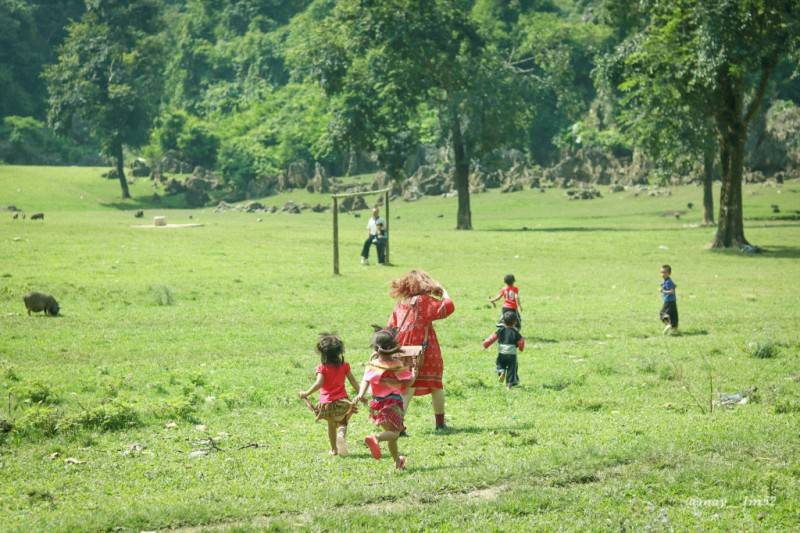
[[1, 165, 799, 532]]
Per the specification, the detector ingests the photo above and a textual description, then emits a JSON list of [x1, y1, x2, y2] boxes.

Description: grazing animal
[[23, 292, 60, 316], [687, 202, 693, 209], [134, 210, 144, 218], [12, 213, 19, 219], [30, 212, 44, 220]]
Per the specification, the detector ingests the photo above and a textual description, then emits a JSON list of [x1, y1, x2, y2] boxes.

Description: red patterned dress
[[387, 294, 455, 396]]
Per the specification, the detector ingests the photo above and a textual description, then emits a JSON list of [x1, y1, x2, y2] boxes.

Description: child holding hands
[[299, 333, 360, 456], [353, 329, 417, 470], [483, 311, 525, 388]]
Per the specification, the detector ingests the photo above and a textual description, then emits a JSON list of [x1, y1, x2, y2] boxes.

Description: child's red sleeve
[[482, 332, 498, 349], [517, 337, 525, 352]]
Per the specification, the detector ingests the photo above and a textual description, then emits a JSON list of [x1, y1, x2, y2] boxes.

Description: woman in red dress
[[387, 270, 455, 430]]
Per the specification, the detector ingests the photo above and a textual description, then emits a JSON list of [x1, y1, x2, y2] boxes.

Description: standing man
[[361, 207, 386, 265]]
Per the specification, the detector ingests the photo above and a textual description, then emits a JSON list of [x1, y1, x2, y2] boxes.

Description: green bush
[[17, 405, 61, 437], [746, 340, 779, 359], [178, 123, 219, 168], [0, 115, 101, 165], [62, 400, 139, 432], [15, 381, 58, 405]]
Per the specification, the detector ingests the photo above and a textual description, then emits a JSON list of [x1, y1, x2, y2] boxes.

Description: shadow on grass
[[102, 195, 189, 210], [632, 328, 708, 339], [425, 420, 537, 436], [480, 226, 696, 233], [708, 245, 800, 259], [526, 336, 559, 344]]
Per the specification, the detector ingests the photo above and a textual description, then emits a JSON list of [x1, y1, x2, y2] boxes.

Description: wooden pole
[[384, 190, 390, 264], [333, 196, 339, 275]]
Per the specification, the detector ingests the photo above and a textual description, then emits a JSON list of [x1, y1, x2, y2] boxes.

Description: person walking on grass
[[386, 270, 455, 431], [361, 207, 386, 265], [353, 329, 416, 469], [659, 264, 679, 335], [489, 273, 523, 330], [482, 311, 525, 388], [299, 334, 360, 456]]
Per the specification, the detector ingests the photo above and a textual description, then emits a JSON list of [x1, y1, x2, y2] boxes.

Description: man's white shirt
[[367, 216, 385, 236]]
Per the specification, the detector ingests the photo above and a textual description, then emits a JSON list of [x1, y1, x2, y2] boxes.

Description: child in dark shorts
[[482, 311, 525, 387], [659, 264, 679, 335]]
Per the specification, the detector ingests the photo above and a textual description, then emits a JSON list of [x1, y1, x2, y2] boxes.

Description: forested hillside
[[2, 0, 799, 235]]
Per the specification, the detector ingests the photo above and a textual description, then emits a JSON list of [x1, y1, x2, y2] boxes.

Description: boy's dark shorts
[[660, 301, 678, 327]]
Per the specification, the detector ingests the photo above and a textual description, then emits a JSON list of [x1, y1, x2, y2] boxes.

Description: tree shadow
[[708, 245, 800, 259], [101, 194, 189, 210], [480, 226, 694, 233]]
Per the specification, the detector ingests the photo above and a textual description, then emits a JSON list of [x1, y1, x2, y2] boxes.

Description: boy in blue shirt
[[659, 264, 679, 335]]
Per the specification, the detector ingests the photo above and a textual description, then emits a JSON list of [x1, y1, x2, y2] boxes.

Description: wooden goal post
[[331, 188, 391, 275]]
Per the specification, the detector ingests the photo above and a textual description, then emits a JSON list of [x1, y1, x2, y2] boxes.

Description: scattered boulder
[[500, 178, 523, 193], [157, 150, 192, 174], [566, 188, 602, 200], [247, 175, 277, 199], [102, 168, 120, 180], [164, 178, 186, 195], [287, 161, 312, 189], [307, 162, 330, 193], [268, 206, 278, 214], [609, 184, 625, 193], [134, 210, 144, 218], [311, 203, 328, 213], [131, 158, 151, 177], [245, 202, 265, 213], [282, 201, 301, 214], [403, 187, 422, 202]]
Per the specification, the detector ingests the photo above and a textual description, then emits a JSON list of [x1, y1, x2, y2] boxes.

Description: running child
[[659, 265, 679, 335], [482, 311, 525, 387], [353, 329, 417, 469], [489, 273, 523, 329], [299, 333, 360, 456]]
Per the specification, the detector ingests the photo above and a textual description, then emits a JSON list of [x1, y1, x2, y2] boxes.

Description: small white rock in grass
[[659, 245, 669, 250], [188, 450, 208, 459], [64, 457, 86, 465], [164, 421, 178, 429], [48, 452, 60, 460], [195, 424, 208, 432]]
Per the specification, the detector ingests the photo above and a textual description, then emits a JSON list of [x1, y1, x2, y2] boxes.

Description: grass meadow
[[1, 165, 799, 531]]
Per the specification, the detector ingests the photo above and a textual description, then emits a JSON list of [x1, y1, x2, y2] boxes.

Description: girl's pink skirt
[[369, 394, 405, 432]]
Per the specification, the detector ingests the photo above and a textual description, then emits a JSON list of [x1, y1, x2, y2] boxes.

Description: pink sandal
[[364, 435, 381, 459], [396, 455, 407, 470]]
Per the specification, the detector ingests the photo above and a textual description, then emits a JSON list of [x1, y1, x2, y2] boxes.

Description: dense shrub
[[62, 400, 139, 432], [17, 405, 61, 437], [746, 340, 779, 359], [0, 116, 101, 165]]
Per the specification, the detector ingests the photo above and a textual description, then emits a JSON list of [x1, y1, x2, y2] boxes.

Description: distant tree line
[[1, 0, 798, 245]]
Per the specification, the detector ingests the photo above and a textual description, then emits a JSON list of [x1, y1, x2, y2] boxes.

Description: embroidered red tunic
[[387, 294, 455, 396]]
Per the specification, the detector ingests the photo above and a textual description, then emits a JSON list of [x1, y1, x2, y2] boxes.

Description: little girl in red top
[[353, 329, 417, 470], [299, 333, 360, 456]]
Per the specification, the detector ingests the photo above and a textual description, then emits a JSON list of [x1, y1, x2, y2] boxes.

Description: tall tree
[[295, 0, 526, 229], [604, 0, 800, 248], [45, 0, 164, 199]]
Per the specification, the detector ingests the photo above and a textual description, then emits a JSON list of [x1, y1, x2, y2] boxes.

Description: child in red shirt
[[353, 329, 417, 470], [299, 333, 359, 456], [489, 273, 523, 330]]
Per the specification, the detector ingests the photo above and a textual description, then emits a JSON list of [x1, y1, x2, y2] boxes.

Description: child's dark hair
[[316, 333, 344, 366], [662, 264, 672, 274], [504, 273, 515, 285], [370, 326, 402, 355], [502, 311, 517, 326]]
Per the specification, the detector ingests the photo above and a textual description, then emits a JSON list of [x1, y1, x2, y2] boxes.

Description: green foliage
[[745, 340, 779, 359], [14, 381, 58, 405], [0, 115, 99, 165], [62, 400, 140, 432], [16, 405, 61, 438]]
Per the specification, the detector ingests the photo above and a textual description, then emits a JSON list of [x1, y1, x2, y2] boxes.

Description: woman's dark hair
[[316, 333, 344, 366], [504, 274, 515, 285]]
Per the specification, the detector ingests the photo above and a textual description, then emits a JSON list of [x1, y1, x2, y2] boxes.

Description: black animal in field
[[134, 210, 144, 218], [30, 212, 44, 220], [23, 292, 60, 316]]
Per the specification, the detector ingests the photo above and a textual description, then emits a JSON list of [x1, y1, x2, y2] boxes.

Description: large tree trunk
[[711, 64, 773, 249], [702, 142, 715, 226], [713, 130, 747, 247], [114, 139, 130, 199], [449, 104, 471, 230]]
